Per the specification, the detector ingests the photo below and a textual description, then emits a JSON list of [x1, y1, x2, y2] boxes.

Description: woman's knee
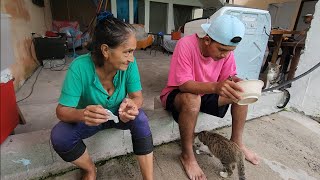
[[51, 122, 87, 162], [131, 109, 151, 137], [178, 93, 201, 113], [51, 122, 78, 152], [134, 109, 149, 122]]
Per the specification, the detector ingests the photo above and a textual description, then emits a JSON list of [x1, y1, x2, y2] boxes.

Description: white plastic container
[[236, 80, 264, 105]]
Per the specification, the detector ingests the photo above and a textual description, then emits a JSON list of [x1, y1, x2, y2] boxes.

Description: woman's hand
[[118, 98, 139, 123], [82, 105, 109, 126]]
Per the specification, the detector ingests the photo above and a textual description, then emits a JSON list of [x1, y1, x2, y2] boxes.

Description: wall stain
[[11, 38, 38, 89], [2, 0, 50, 90], [18, 38, 37, 66], [5, 0, 30, 21]]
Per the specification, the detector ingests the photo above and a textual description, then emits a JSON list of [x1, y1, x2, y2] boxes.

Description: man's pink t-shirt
[[160, 34, 237, 108]]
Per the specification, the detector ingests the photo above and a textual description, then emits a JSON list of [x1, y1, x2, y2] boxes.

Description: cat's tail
[[237, 152, 246, 180]]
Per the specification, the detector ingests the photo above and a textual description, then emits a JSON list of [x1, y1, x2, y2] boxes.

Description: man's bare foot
[[180, 154, 207, 180], [240, 146, 259, 165], [82, 168, 97, 180]]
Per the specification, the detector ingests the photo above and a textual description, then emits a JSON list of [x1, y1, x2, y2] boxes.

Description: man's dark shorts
[[166, 89, 229, 123]]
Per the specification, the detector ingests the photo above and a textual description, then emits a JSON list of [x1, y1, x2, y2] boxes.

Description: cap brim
[[201, 24, 210, 34]]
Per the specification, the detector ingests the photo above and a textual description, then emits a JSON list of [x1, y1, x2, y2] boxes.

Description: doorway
[[149, 1, 167, 33]]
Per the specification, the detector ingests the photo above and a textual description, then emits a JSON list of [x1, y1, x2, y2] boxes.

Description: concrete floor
[[43, 111, 320, 180], [15, 50, 171, 133]]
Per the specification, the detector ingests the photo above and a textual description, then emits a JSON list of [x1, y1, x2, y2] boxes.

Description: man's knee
[[218, 96, 234, 106], [177, 93, 201, 113]]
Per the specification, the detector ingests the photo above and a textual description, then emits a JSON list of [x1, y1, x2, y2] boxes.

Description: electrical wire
[[262, 28, 316, 92], [30, 37, 41, 66], [16, 66, 43, 103], [16, 58, 69, 103], [17, 29, 70, 103], [292, 35, 306, 56], [15, 37, 41, 95], [43, 58, 68, 71]]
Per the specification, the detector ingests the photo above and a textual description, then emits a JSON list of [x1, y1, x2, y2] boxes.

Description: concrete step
[[1, 92, 284, 180]]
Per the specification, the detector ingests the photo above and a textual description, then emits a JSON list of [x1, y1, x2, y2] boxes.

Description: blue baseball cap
[[201, 14, 245, 46]]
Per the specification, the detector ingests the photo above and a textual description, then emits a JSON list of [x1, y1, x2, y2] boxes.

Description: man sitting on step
[[160, 14, 259, 180]]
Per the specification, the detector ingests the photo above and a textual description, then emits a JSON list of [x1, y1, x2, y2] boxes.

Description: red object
[[52, 20, 80, 32], [45, 31, 59, 37], [171, 31, 181, 40], [1, 79, 19, 144]]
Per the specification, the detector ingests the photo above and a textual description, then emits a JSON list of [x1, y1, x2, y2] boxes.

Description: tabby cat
[[263, 62, 281, 89], [194, 131, 245, 180]]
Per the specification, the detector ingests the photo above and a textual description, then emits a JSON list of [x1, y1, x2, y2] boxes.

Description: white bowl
[[236, 80, 264, 105]]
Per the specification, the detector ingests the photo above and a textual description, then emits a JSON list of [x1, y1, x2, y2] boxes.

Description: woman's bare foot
[[240, 146, 259, 165], [180, 154, 207, 180]]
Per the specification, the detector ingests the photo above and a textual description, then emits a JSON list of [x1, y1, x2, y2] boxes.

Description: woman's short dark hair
[[92, 11, 135, 67]]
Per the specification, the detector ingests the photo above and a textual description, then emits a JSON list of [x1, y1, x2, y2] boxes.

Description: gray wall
[[149, 1, 168, 33], [295, 1, 317, 31], [137, 0, 145, 24], [289, 1, 320, 117], [268, 1, 298, 29]]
